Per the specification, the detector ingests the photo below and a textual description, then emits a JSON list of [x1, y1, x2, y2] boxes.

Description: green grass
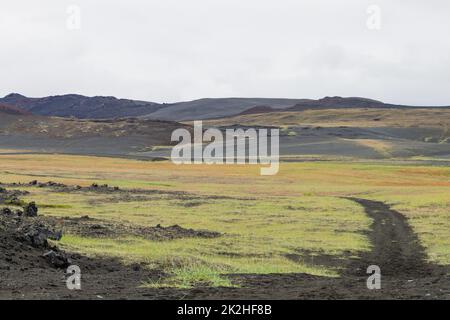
[[1, 154, 450, 287], [57, 195, 362, 287]]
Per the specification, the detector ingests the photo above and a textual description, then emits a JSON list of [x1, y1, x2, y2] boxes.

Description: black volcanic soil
[[0, 210, 219, 300], [1, 186, 449, 299], [343, 198, 438, 278], [43, 215, 220, 240], [0, 212, 213, 300], [0, 220, 182, 300]]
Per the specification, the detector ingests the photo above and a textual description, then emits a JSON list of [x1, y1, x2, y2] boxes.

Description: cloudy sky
[[1, 0, 449, 105]]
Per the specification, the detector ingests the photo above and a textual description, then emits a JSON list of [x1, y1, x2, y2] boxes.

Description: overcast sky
[[1, 0, 449, 105]]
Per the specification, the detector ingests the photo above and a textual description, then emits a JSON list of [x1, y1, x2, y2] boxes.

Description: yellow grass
[[1, 153, 449, 287], [203, 108, 450, 128]]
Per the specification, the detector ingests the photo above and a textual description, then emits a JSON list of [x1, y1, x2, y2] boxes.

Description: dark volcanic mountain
[[0, 94, 449, 161], [2, 94, 450, 121], [141, 98, 308, 121], [0, 103, 31, 115], [285, 96, 450, 112], [0, 93, 164, 119], [0, 94, 307, 120], [213, 96, 449, 119]]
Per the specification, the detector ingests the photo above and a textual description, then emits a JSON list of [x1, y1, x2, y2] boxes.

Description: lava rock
[[24, 202, 38, 217], [43, 250, 71, 268], [1, 208, 12, 215], [18, 223, 62, 247]]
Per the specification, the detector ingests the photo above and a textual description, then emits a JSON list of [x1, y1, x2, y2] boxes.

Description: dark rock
[[131, 264, 141, 271], [18, 223, 62, 248], [43, 250, 71, 268], [1, 208, 12, 215], [24, 202, 38, 217], [6, 197, 24, 206]]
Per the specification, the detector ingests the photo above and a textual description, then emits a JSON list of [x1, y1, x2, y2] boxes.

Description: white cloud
[[1, 0, 449, 105]]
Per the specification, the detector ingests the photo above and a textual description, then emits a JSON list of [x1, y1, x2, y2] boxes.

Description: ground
[[0, 153, 449, 299]]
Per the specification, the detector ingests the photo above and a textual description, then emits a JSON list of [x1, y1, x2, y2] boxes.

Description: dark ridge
[[286, 96, 450, 112], [0, 93, 165, 119], [237, 105, 277, 115], [0, 103, 31, 115], [2, 94, 450, 121]]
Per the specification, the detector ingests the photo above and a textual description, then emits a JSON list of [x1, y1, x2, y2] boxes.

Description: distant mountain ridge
[[141, 98, 309, 121], [1, 93, 449, 121], [0, 103, 31, 115], [287, 96, 399, 112], [0, 93, 164, 119]]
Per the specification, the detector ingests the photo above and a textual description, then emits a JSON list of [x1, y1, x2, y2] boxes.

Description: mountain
[[0, 93, 164, 119], [210, 96, 450, 119], [0, 103, 31, 115], [2, 94, 450, 121], [0, 94, 307, 120], [285, 96, 450, 112], [1, 94, 449, 161], [142, 98, 309, 121]]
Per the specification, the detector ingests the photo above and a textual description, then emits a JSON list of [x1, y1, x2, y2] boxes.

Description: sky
[[1, 0, 450, 105]]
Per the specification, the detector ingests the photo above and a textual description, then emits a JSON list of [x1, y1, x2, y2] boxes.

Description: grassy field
[[204, 108, 450, 128], [1, 153, 449, 288]]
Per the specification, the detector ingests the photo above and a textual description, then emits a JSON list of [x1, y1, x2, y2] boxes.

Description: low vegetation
[[1, 153, 449, 288]]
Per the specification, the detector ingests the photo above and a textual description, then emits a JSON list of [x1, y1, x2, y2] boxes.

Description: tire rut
[[344, 197, 439, 278]]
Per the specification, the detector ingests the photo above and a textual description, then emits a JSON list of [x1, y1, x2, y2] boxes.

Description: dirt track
[[1, 194, 449, 300], [344, 198, 437, 278], [182, 198, 450, 299]]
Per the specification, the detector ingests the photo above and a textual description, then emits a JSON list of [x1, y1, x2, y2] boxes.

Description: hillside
[[0, 113, 189, 158], [205, 107, 450, 128], [0, 93, 164, 119], [203, 108, 450, 161], [0, 104, 31, 116], [2, 94, 450, 121], [142, 98, 308, 121], [1, 94, 449, 161]]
